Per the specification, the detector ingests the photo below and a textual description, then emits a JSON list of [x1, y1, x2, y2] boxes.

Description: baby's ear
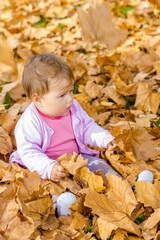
[[31, 93, 42, 105]]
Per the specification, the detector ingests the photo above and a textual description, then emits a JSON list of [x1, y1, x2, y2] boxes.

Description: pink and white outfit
[[9, 99, 118, 179]]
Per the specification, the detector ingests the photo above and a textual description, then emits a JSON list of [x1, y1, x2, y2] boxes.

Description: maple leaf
[[141, 208, 160, 240], [134, 82, 160, 114], [135, 181, 160, 208], [79, 166, 106, 193], [81, 175, 140, 236], [57, 153, 88, 175], [78, 2, 127, 50], [119, 127, 158, 161]]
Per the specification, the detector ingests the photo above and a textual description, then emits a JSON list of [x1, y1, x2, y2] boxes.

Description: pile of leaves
[[0, 0, 160, 239]]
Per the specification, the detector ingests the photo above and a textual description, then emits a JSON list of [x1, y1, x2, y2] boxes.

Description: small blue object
[[136, 170, 153, 184]]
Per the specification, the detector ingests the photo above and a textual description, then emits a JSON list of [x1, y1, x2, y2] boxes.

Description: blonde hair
[[22, 53, 74, 98]]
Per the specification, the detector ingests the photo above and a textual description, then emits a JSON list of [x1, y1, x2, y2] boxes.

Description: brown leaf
[[0, 126, 13, 154], [119, 127, 158, 161], [2, 103, 21, 133], [0, 199, 19, 232], [2, 216, 36, 240], [102, 86, 126, 105], [113, 73, 137, 96], [57, 153, 88, 175], [40, 229, 71, 240], [81, 187, 140, 236], [41, 214, 59, 231], [79, 166, 106, 193], [106, 174, 137, 216], [78, 3, 127, 50], [141, 208, 160, 240], [135, 181, 160, 208], [134, 82, 160, 114], [85, 81, 103, 99], [97, 217, 118, 240], [70, 212, 90, 231], [112, 229, 128, 240], [0, 37, 17, 80]]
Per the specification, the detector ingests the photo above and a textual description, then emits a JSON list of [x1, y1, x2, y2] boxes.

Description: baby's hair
[[22, 53, 74, 99]]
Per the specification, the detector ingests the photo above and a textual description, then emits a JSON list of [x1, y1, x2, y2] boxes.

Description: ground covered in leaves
[[0, 0, 160, 239]]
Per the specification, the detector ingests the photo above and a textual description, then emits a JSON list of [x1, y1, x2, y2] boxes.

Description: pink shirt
[[37, 109, 79, 159]]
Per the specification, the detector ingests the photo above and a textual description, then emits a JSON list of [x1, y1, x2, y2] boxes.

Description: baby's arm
[[75, 100, 115, 149], [14, 116, 63, 180]]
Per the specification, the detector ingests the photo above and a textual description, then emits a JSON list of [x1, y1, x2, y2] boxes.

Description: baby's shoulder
[[16, 103, 41, 128]]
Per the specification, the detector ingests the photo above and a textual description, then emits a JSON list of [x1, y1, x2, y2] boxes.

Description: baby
[[9, 53, 119, 182], [9, 53, 153, 216]]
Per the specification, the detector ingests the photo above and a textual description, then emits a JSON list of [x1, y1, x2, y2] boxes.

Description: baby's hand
[[51, 164, 67, 182], [107, 140, 117, 151]]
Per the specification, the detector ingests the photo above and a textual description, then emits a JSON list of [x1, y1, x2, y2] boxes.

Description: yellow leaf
[[70, 212, 90, 231], [135, 181, 160, 208], [57, 153, 88, 175], [78, 3, 127, 50], [134, 82, 160, 114], [120, 127, 158, 161], [112, 229, 128, 240], [97, 217, 118, 240], [79, 166, 106, 193], [81, 188, 140, 236]]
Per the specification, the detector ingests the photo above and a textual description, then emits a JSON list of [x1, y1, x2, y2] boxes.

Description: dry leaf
[[0, 126, 13, 154], [78, 3, 127, 50], [141, 208, 160, 240], [79, 166, 106, 193], [119, 127, 158, 161], [134, 82, 160, 114], [135, 181, 160, 208], [57, 153, 88, 175], [81, 187, 140, 236]]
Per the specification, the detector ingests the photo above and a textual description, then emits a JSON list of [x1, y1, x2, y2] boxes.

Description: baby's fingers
[[57, 165, 66, 173], [107, 142, 117, 150], [56, 169, 67, 178]]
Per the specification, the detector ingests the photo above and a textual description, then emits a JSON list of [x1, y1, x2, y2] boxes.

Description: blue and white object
[[56, 192, 77, 217], [136, 170, 153, 184]]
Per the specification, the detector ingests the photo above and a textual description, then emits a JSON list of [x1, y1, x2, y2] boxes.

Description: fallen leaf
[[0, 126, 13, 154], [57, 153, 88, 175], [134, 82, 160, 114], [78, 3, 127, 50], [81, 187, 140, 236], [79, 166, 106, 193], [135, 181, 160, 208], [141, 208, 160, 240]]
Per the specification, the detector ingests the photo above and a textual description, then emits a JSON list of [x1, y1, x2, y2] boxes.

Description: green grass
[[34, 16, 49, 28], [58, 23, 64, 29], [73, 82, 79, 94], [114, 5, 136, 17], [4, 92, 11, 109], [135, 213, 145, 225], [124, 96, 135, 109]]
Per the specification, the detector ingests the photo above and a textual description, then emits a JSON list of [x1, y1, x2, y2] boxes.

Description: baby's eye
[[59, 94, 65, 98]]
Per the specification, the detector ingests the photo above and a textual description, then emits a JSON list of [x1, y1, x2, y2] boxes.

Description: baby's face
[[38, 78, 74, 117]]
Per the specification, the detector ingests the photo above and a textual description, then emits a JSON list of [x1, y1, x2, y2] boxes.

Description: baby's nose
[[67, 93, 73, 103]]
